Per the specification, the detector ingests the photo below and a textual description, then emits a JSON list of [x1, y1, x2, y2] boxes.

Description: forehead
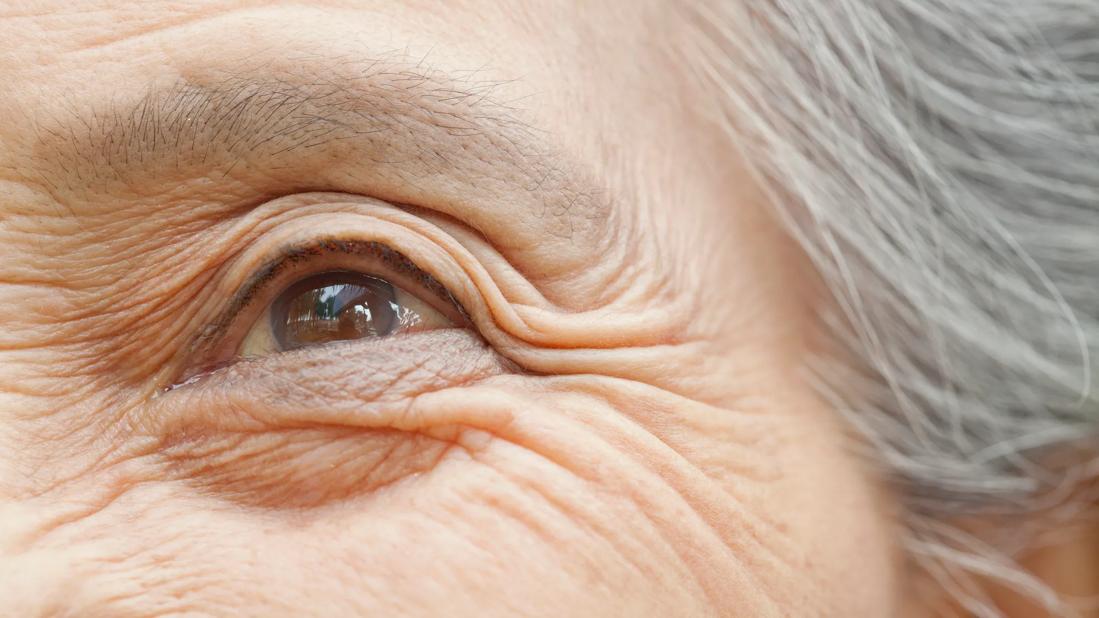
[[0, 1, 679, 144], [0, 1, 694, 240]]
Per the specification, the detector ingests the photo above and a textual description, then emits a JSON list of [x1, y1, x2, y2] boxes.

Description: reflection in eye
[[239, 270, 455, 357], [276, 272, 399, 349]]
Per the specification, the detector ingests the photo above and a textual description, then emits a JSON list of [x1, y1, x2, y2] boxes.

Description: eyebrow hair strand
[[28, 55, 615, 245]]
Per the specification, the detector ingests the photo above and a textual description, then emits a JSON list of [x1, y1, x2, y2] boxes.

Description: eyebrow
[[29, 59, 611, 242]]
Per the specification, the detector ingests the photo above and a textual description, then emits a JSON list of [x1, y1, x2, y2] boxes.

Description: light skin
[[4, 2, 1087, 616]]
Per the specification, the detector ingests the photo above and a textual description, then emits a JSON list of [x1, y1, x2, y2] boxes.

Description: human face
[[0, 2, 904, 615]]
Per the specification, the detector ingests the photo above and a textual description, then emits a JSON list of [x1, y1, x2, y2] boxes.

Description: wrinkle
[[479, 439, 704, 604], [450, 381, 819, 614], [158, 426, 464, 509]]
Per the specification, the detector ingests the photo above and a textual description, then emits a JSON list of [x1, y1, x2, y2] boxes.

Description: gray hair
[[682, 1, 1099, 615]]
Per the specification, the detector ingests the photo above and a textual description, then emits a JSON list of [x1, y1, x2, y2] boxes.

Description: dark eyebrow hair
[[50, 72, 530, 178], [29, 58, 612, 241]]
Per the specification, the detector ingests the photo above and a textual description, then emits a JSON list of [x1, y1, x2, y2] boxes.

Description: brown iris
[[270, 271, 399, 351]]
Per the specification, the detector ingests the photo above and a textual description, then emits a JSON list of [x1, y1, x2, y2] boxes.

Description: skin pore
[[0, 2, 909, 616]]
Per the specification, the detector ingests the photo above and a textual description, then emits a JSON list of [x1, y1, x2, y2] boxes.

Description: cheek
[[748, 391, 905, 615], [9, 376, 900, 617]]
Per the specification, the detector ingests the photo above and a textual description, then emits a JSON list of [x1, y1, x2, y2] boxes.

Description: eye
[[173, 240, 471, 386], [238, 269, 456, 358]]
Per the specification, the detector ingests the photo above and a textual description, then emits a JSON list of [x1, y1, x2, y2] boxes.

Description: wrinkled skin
[[0, 2, 907, 616]]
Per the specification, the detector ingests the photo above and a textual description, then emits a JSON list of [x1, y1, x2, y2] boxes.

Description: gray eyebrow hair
[[29, 61, 611, 239]]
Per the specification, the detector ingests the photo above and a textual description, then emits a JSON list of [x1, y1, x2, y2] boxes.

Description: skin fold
[[0, 2, 906, 616]]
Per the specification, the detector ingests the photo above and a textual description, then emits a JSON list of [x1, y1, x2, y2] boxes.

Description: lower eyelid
[[154, 330, 509, 432], [148, 324, 511, 507], [159, 427, 459, 509]]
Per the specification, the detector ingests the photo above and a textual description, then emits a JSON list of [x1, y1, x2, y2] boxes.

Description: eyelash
[[239, 239, 460, 317], [178, 239, 468, 385]]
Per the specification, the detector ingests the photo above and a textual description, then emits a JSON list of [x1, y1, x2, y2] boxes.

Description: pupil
[[271, 272, 399, 351]]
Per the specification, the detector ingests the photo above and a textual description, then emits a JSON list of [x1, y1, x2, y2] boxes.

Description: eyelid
[[239, 239, 464, 321], [179, 239, 469, 385]]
